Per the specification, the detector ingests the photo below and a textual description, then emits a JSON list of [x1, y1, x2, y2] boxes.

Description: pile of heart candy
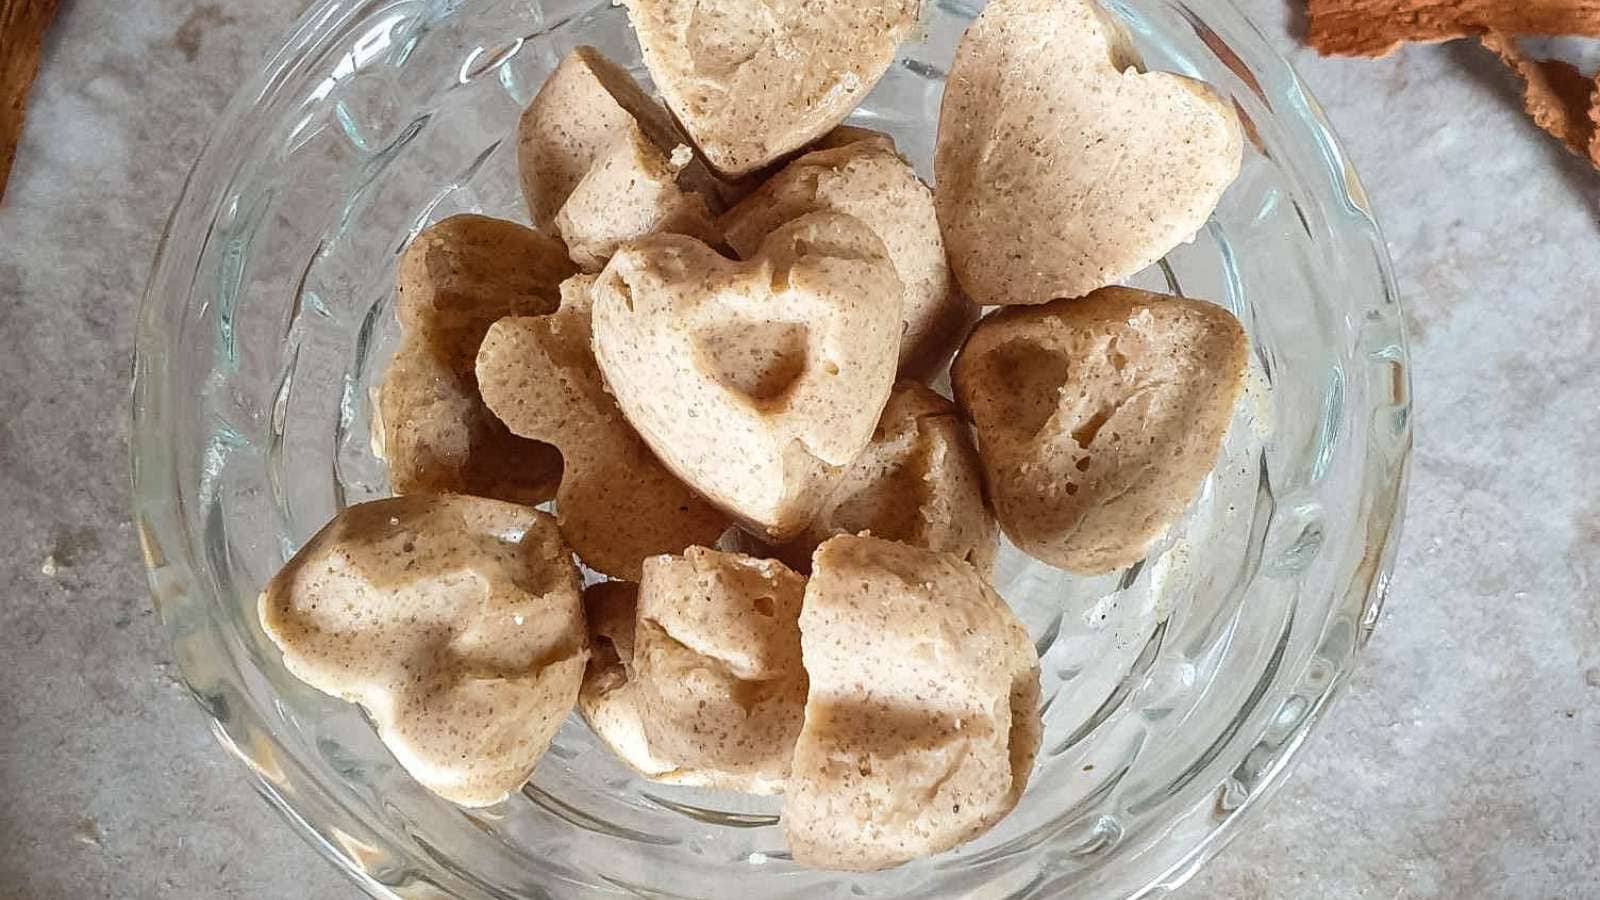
[[259, 0, 1251, 871]]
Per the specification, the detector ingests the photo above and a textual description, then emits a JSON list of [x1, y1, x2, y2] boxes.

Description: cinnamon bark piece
[[0, 0, 59, 205], [1481, 32, 1600, 170], [1307, 0, 1600, 58]]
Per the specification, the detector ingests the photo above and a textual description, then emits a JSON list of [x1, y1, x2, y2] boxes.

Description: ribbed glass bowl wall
[[132, 0, 1412, 896]]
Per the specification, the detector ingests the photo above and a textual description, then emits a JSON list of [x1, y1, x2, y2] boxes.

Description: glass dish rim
[[130, 0, 1414, 896]]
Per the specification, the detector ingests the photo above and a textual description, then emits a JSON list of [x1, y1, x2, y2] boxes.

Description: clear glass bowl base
[[133, 0, 1412, 896]]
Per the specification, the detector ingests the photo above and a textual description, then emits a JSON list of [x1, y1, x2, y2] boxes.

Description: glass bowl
[[132, 0, 1412, 896]]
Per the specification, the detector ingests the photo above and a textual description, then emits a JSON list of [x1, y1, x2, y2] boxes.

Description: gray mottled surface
[[0, 1, 1595, 898]]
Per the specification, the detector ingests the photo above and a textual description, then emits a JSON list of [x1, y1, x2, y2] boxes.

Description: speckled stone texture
[[0, 2, 1594, 898]]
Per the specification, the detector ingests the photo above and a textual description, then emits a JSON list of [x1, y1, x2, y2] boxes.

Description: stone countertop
[[0, 1, 1594, 898]]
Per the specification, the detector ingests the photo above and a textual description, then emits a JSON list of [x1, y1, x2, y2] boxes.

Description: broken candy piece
[[590, 212, 903, 541], [259, 495, 588, 807], [785, 534, 1041, 871], [934, 0, 1241, 306], [476, 276, 728, 580], [1481, 32, 1600, 170], [951, 287, 1249, 574], [720, 139, 975, 378], [556, 119, 723, 272], [517, 45, 697, 231], [378, 215, 571, 504], [765, 381, 997, 577], [392, 216, 576, 370], [517, 46, 730, 271], [577, 556, 807, 795], [1307, 0, 1600, 58], [619, 0, 919, 177], [577, 582, 679, 780], [377, 344, 561, 505], [633, 547, 808, 793]]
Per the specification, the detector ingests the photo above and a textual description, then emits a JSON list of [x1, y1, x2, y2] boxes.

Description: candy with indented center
[[590, 211, 902, 541], [258, 495, 587, 807], [784, 534, 1041, 870], [951, 287, 1249, 574], [934, 0, 1242, 305], [377, 215, 570, 504], [476, 276, 728, 580], [720, 138, 974, 377], [619, 0, 919, 177]]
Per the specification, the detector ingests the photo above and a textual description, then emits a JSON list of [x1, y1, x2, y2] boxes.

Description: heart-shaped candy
[[590, 211, 903, 540], [577, 547, 808, 795], [518, 46, 697, 232], [951, 287, 1249, 574], [259, 496, 587, 807], [619, 0, 919, 177], [934, 0, 1242, 306]]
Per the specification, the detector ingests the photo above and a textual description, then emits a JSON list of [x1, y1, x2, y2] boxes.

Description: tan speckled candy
[[690, 126, 899, 213], [590, 212, 903, 541], [634, 548, 807, 792], [377, 215, 571, 504], [476, 276, 728, 581], [933, 0, 1242, 306], [720, 139, 975, 378], [619, 0, 919, 177], [951, 287, 1249, 574], [577, 551, 808, 794], [785, 535, 1041, 871], [258, 496, 587, 807], [765, 382, 997, 576], [556, 119, 722, 272], [516, 46, 702, 232], [576, 582, 679, 780]]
